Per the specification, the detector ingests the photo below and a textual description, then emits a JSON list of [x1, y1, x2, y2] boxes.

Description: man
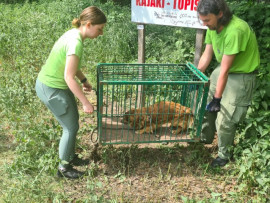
[[197, 0, 260, 167]]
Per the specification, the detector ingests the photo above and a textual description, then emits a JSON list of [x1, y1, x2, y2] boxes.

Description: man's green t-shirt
[[38, 28, 83, 89], [205, 15, 260, 73]]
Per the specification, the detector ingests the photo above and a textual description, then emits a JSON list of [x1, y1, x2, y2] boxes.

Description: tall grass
[[0, 0, 195, 178]]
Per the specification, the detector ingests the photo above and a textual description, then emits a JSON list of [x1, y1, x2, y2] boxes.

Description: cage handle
[[90, 126, 98, 143]]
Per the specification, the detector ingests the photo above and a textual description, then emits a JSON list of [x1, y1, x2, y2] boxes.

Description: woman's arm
[[64, 54, 94, 114], [76, 69, 86, 82], [76, 70, 92, 92], [197, 44, 214, 73]]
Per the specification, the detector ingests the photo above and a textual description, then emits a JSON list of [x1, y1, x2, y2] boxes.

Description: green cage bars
[[96, 63, 209, 145]]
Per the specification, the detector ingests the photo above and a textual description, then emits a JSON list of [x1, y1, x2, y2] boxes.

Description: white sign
[[131, 0, 207, 29]]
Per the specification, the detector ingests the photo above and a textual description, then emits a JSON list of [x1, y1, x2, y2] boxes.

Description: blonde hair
[[72, 6, 107, 28]]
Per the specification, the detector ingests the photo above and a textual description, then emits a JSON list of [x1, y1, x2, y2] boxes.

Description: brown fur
[[122, 101, 194, 134]]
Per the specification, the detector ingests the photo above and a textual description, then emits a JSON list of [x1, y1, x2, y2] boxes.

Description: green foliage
[[145, 25, 196, 63], [0, 0, 269, 201], [230, 2, 270, 197]]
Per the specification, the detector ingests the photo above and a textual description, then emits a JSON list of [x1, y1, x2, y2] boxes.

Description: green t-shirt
[[205, 15, 260, 73], [38, 28, 83, 89]]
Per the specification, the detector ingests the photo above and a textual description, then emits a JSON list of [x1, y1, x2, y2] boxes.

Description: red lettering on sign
[[156, 0, 161, 7], [141, 0, 146, 6], [150, 0, 155, 7], [191, 0, 194, 10], [178, 0, 184, 10], [194, 0, 199, 11], [137, 0, 192, 9], [171, 0, 199, 10], [185, 0, 190, 10]]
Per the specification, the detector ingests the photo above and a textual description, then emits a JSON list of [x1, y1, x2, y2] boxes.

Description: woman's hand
[[83, 102, 94, 114]]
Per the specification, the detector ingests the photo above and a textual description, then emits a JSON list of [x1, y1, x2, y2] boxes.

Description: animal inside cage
[[96, 63, 209, 145]]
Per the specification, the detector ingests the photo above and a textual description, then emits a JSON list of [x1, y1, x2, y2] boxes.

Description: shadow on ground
[[88, 140, 220, 178]]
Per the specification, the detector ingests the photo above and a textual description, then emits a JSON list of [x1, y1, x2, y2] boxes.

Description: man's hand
[[206, 96, 221, 112]]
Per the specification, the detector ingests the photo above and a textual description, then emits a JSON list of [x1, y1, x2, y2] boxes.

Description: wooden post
[[138, 24, 145, 64], [137, 24, 145, 108], [193, 29, 205, 114], [193, 29, 205, 67]]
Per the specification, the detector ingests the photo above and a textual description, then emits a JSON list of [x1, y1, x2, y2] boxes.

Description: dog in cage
[[122, 101, 194, 135]]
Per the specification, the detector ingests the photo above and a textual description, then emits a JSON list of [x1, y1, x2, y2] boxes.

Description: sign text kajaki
[[136, 0, 200, 11], [132, 0, 206, 29]]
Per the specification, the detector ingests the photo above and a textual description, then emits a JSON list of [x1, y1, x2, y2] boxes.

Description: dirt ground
[[62, 131, 241, 202], [0, 91, 241, 202], [59, 90, 241, 202]]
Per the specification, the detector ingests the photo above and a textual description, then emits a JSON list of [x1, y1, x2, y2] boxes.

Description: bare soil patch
[[66, 92, 239, 202], [60, 133, 239, 202]]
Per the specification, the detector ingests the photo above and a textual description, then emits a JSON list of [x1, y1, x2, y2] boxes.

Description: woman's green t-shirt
[[38, 28, 83, 89]]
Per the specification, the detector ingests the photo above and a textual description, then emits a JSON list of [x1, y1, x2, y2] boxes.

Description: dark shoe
[[211, 157, 229, 167], [57, 166, 85, 179], [70, 154, 90, 166]]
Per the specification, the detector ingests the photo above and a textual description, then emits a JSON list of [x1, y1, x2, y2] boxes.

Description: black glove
[[206, 96, 221, 112]]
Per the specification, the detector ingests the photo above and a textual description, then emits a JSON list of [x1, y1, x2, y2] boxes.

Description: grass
[[0, 109, 264, 202], [0, 0, 269, 202], [0, 140, 260, 202], [0, 114, 268, 202], [0, 141, 231, 202], [0, 103, 247, 202]]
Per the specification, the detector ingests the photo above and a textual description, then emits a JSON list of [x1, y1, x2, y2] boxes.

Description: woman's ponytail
[[72, 6, 107, 28], [72, 18, 81, 28]]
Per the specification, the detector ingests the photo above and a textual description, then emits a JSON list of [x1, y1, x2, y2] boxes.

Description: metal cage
[[96, 63, 209, 145]]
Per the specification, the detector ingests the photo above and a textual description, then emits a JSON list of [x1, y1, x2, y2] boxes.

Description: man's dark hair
[[197, 0, 233, 26]]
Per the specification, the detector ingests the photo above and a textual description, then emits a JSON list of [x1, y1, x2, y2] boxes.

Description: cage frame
[[96, 62, 209, 145]]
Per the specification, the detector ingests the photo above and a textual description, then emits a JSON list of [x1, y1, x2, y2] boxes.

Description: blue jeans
[[35, 79, 79, 169]]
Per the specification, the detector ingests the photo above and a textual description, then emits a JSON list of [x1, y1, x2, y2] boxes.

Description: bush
[[230, 2, 270, 197]]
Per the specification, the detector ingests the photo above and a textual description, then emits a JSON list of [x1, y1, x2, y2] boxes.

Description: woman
[[35, 6, 107, 179]]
